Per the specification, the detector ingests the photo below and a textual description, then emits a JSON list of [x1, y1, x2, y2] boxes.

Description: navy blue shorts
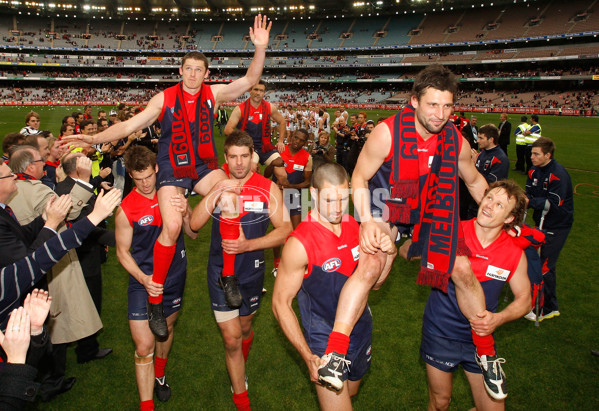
[[257, 148, 280, 166], [156, 155, 216, 190], [420, 330, 481, 374], [128, 273, 187, 321], [309, 333, 372, 382], [207, 272, 265, 317]]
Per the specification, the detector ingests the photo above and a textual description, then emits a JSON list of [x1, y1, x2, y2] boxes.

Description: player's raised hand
[[249, 14, 272, 48]]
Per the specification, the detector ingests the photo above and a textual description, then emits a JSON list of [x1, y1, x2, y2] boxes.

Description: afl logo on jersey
[[138, 215, 154, 226], [322, 258, 341, 272]]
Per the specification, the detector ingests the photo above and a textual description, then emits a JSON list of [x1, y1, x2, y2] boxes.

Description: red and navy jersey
[[475, 146, 509, 183], [237, 99, 271, 152], [157, 83, 216, 167], [120, 189, 186, 280], [291, 213, 372, 348], [422, 219, 523, 342], [279, 145, 311, 185], [208, 172, 273, 284], [368, 116, 463, 219]]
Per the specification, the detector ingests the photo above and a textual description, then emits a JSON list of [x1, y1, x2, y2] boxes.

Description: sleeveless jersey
[[422, 219, 523, 342], [279, 145, 311, 185], [157, 83, 217, 168], [208, 172, 273, 284], [291, 213, 372, 348], [237, 99, 272, 153], [120, 189, 187, 283], [369, 116, 463, 219]]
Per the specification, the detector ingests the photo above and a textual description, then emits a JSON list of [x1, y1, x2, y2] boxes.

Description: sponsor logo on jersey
[[337, 244, 347, 250], [485, 264, 510, 281], [172, 297, 182, 304], [366, 345, 372, 356], [322, 258, 342, 272], [138, 215, 154, 226], [351, 245, 360, 261], [250, 296, 259, 303]]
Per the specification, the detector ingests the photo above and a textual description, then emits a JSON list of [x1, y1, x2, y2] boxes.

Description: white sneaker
[[524, 310, 538, 322]]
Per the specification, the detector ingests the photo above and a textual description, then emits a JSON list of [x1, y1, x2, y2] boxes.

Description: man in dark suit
[[498, 112, 512, 157], [461, 115, 479, 150], [0, 161, 76, 401], [55, 152, 114, 364]]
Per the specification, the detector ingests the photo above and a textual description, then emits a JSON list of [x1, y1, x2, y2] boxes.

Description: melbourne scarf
[[169, 82, 217, 178], [384, 105, 470, 292], [239, 99, 274, 153]]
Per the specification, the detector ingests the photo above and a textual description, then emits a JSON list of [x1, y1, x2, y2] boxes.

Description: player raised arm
[[212, 14, 272, 106], [63, 94, 164, 146], [272, 236, 322, 383]]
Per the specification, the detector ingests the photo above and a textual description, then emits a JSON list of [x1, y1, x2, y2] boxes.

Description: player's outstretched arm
[[213, 14, 271, 106], [352, 121, 391, 254], [62, 93, 164, 146], [272, 236, 322, 383], [221, 182, 292, 254], [470, 252, 530, 336], [458, 137, 488, 204]]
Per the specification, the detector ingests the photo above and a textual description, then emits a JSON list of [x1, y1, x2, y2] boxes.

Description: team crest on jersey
[[485, 264, 510, 281], [322, 258, 342, 272], [250, 296, 259, 303], [138, 215, 154, 226], [172, 297, 182, 305]]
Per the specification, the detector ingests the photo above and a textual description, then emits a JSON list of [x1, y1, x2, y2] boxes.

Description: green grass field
[[2, 106, 598, 410]]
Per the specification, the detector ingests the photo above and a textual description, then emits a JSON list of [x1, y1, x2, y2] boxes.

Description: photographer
[[346, 114, 370, 176], [311, 131, 335, 171], [333, 117, 351, 171]]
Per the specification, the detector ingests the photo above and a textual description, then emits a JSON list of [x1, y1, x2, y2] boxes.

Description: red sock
[[149, 240, 176, 304], [232, 391, 251, 411], [154, 356, 167, 379], [325, 331, 350, 356], [273, 257, 281, 269], [221, 217, 240, 277], [471, 330, 496, 356], [140, 400, 154, 411], [242, 331, 254, 362]]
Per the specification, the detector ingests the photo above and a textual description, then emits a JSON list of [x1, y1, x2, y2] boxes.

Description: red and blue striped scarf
[[169, 82, 217, 178], [385, 104, 470, 292]]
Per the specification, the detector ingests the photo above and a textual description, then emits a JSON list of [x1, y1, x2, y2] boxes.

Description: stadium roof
[[5, 0, 535, 19]]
